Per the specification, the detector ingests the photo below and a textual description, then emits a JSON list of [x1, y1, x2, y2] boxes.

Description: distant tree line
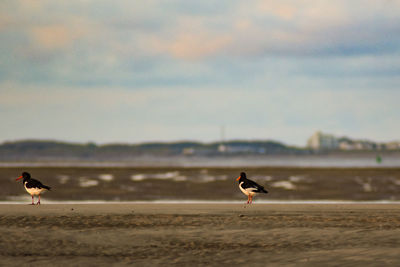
[[0, 139, 307, 161]]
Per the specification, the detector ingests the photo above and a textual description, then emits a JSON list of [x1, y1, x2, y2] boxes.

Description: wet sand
[[1, 204, 400, 266]]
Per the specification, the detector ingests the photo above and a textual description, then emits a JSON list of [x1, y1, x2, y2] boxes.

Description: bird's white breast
[[239, 182, 256, 196], [24, 182, 47, 196]]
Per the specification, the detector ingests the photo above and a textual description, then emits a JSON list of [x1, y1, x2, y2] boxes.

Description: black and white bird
[[236, 172, 268, 204], [16, 172, 51, 205]]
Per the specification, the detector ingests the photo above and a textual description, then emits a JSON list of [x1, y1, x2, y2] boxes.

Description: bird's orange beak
[[16, 176, 23, 181], [236, 176, 241, 181]]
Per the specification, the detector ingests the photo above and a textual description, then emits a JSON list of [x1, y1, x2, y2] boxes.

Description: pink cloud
[[30, 24, 84, 50], [32, 25, 71, 49], [167, 33, 232, 60], [256, 1, 297, 20]]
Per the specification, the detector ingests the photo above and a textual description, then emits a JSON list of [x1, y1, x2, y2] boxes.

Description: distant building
[[338, 138, 378, 150], [307, 131, 339, 150], [218, 144, 227, 153], [338, 140, 354, 150], [308, 131, 391, 151], [386, 142, 400, 150]]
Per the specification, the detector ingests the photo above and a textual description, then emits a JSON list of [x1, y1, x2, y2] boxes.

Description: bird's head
[[236, 172, 247, 182], [16, 172, 30, 183]]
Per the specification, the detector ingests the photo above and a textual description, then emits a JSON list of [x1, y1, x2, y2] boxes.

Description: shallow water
[[3, 166, 400, 202], [0, 154, 399, 168]]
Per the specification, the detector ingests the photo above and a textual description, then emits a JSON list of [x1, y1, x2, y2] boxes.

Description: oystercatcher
[[16, 172, 51, 205], [236, 172, 268, 204]]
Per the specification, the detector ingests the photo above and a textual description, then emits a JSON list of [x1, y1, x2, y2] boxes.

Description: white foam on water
[[98, 174, 114, 182], [79, 177, 99, 187], [289, 175, 305, 182], [200, 169, 208, 174], [130, 171, 185, 181], [253, 175, 273, 181], [217, 175, 228, 180], [197, 175, 217, 182], [195, 174, 229, 183], [355, 177, 373, 192], [153, 171, 180, 179], [173, 176, 188, 182], [271, 181, 297, 190], [131, 174, 146, 181], [391, 178, 400, 186], [57, 175, 70, 184], [362, 183, 372, 192]]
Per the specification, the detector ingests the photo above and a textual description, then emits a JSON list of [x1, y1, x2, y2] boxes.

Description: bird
[[16, 172, 51, 205], [236, 172, 268, 204]]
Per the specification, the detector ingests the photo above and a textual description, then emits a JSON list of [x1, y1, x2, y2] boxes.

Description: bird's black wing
[[26, 178, 51, 190], [245, 179, 268, 193]]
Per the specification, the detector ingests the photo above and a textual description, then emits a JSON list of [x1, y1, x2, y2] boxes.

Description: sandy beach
[[0, 203, 400, 266]]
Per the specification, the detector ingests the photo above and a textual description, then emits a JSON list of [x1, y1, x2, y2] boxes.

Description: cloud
[[2, 1, 400, 65], [30, 24, 85, 50], [0, 1, 399, 145], [256, 1, 298, 20], [167, 33, 232, 60]]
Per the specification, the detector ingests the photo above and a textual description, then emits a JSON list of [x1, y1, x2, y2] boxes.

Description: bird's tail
[[261, 188, 268, 194], [43, 185, 51, 190]]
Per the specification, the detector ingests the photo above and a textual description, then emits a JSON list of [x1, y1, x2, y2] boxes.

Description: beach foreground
[[1, 204, 400, 266]]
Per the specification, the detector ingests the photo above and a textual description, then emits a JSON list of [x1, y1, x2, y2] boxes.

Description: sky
[[0, 0, 399, 146]]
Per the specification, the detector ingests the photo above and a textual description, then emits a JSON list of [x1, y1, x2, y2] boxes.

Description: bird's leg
[[36, 194, 41, 205], [247, 195, 250, 204], [31, 195, 35, 205], [250, 195, 253, 204]]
